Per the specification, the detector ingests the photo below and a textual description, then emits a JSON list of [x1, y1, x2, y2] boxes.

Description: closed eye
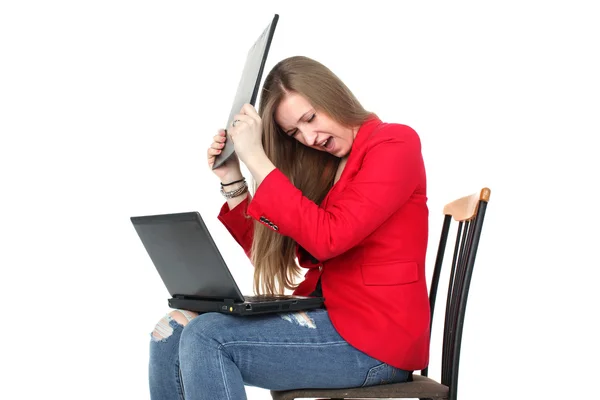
[[286, 113, 316, 137]]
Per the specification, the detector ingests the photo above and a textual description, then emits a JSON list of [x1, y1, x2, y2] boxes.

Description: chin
[[337, 148, 350, 158]]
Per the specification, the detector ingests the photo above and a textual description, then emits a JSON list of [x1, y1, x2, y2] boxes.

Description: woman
[[149, 56, 430, 400]]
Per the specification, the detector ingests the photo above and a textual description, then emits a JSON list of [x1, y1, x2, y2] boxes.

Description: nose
[[300, 129, 318, 146]]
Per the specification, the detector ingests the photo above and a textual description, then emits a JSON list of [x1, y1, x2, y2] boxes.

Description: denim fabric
[[149, 308, 411, 400]]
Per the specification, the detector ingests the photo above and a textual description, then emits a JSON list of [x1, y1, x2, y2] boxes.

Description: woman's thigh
[[180, 308, 410, 390]]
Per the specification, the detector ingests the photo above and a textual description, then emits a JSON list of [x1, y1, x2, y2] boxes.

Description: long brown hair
[[251, 56, 373, 295]]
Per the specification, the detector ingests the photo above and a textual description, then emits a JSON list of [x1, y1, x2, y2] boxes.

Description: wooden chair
[[271, 188, 491, 400]]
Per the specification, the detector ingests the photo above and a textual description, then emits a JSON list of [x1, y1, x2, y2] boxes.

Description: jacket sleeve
[[217, 196, 254, 258], [246, 125, 424, 262]]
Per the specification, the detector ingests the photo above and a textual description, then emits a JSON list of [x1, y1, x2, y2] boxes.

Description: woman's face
[[274, 92, 357, 158]]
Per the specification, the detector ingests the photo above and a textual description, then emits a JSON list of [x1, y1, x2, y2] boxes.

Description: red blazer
[[218, 116, 430, 370]]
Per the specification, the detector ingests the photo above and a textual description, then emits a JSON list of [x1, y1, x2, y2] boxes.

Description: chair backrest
[[421, 187, 491, 400]]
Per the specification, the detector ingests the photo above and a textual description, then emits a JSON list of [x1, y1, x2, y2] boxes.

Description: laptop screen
[[212, 14, 279, 169], [131, 212, 245, 301]]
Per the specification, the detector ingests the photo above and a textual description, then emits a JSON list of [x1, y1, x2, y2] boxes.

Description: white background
[[1, 1, 599, 399]]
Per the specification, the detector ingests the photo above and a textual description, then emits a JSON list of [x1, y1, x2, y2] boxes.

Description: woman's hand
[[207, 129, 243, 182], [228, 103, 267, 165], [225, 103, 276, 186]]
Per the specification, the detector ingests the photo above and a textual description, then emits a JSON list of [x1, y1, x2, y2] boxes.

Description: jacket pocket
[[361, 260, 418, 286]]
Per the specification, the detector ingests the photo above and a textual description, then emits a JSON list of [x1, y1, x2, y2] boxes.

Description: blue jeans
[[149, 308, 411, 400]]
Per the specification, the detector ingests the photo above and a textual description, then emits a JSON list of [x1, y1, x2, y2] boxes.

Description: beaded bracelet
[[220, 182, 249, 199]]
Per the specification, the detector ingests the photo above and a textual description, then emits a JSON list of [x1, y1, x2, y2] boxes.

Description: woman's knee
[[151, 309, 199, 340], [179, 312, 232, 352]]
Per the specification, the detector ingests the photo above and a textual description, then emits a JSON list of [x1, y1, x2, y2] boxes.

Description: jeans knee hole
[[151, 315, 184, 341]]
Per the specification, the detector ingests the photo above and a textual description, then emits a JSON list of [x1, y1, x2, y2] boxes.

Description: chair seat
[[270, 374, 449, 400]]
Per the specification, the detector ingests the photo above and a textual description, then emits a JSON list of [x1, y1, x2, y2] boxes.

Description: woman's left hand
[[228, 103, 266, 166]]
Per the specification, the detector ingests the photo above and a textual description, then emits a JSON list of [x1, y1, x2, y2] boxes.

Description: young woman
[[149, 56, 430, 400]]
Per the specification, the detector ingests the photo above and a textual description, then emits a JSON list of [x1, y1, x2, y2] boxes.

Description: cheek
[[327, 124, 343, 139]]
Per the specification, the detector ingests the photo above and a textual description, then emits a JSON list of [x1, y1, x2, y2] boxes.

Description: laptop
[[212, 13, 279, 169], [130, 211, 325, 315]]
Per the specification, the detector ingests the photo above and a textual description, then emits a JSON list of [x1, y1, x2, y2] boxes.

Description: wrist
[[220, 172, 243, 185], [246, 153, 275, 186], [220, 179, 249, 199], [221, 181, 246, 193]]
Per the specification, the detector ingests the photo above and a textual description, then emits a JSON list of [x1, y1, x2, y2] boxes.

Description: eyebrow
[[284, 111, 312, 135]]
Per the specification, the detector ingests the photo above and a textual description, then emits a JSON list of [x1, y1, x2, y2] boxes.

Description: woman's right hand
[[207, 129, 242, 181]]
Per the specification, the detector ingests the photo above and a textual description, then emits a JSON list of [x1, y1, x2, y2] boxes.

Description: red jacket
[[218, 116, 430, 370]]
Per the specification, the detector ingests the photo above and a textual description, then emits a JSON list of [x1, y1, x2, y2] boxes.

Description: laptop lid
[[131, 211, 245, 302], [212, 14, 279, 169]]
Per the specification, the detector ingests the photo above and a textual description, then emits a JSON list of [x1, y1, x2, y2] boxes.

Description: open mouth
[[322, 137, 334, 150]]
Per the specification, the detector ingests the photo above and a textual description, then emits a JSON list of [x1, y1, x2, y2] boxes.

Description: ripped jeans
[[149, 308, 411, 400]]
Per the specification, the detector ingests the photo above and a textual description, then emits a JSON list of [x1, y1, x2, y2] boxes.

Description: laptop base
[[168, 295, 325, 316]]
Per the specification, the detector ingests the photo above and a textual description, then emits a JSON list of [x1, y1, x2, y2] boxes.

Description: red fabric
[[217, 116, 430, 371]]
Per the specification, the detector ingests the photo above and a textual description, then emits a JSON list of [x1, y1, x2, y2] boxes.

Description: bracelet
[[221, 178, 246, 187], [220, 181, 249, 199]]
